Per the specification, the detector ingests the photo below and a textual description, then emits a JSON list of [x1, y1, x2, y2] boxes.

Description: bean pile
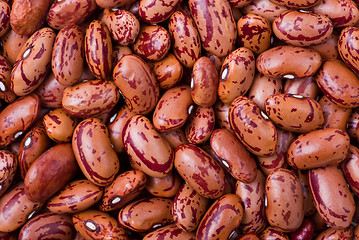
[[0, 0, 359, 239]]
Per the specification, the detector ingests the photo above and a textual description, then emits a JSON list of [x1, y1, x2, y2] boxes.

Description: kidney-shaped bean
[[139, 0, 182, 23], [0, 150, 17, 197], [341, 145, 359, 195], [143, 223, 196, 240], [185, 106, 215, 144], [338, 27, 359, 76]]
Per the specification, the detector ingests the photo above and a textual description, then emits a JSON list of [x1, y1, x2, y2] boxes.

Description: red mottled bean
[[18, 122, 51, 179], [287, 128, 350, 169], [316, 59, 359, 108], [309, 33, 339, 60], [0, 94, 40, 147], [11, 28, 56, 96], [132, 25, 171, 62], [185, 106, 215, 144], [73, 209, 128, 239], [112, 45, 132, 67], [256, 46, 322, 78], [0, 182, 43, 232], [102, 9, 140, 46], [237, 14, 272, 55], [338, 26, 359, 76], [118, 197, 173, 232], [24, 143, 78, 202], [283, 76, 320, 100], [196, 194, 243, 240], [189, 0, 237, 57], [211, 128, 257, 182], [18, 213, 75, 240], [10, 0, 50, 36], [145, 171, 182, 198], [266, 168, 304, 232], [316, 226, 354, 240], [95, 0, 136, 8], [36, 72, 67, 108], [293, 169, 316, 216], [270, 0, 320, 8], [290, 218, 315, 240], [139, 0, 182, 24], [161, 128, 189, 148], [85, 20, 112, 80], [172, 183, 209, 232], [123, 115, 174, 178], [240, 234, 260, 240], [259, 226, 289, 240], [174, 144, 227, 199], [0, 150, 17, 197], [213, 100, 232, 132], [72, 118, 120, 186], [229, 0, 252, 8], [62, 79, 120, 118], [341, 145, 359, 195], [99, 170, 146, 212], [152, 85, 193, 132], [168, 11, 201, 68], [265, 94, 324, 133], [308, 165, 355, 228], [46, 0, 97, 30], [218, 47, 256, 104], [235, 171, 266, 234], [143, 223, 196, 240], [0, 54, 15, 103], [52, 24, 84, 87], [46, 179, 103, 214], [319, 95, 352, 131], [191, 57, 218, 107], [242, 0, 290, 22], [347, 108, 359, 140], [229, 96, 277, 157], [113, 54, 159, 115], [1, 29, 29, 66]]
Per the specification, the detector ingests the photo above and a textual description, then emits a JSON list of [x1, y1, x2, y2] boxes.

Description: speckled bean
[[118, 197, 173, 232], [143, 223, 196, 240], [269, 0, 320, 8], [293, 169, 316, 216], [259, 226, 289, 240], [218, 47, 256, 104], [308, 165, 355, 228], [174, 144, 227, 199], [161, 128, 189, 148], [229, 96, 277, 157], [95, 0, 136, 8], [0, 150, 17, 197], [290, 218, 315, 240], [113, 54, 159, 115], [145, 171, 182, 198], [213, 100, 232, 132], [139, 0, 182, 24], [341, 145, 359, 195], [196, 194, 243, 240], [0, 54, 15, 103], [242, 0, 290, 22], [338, 27, 359, 76], [185, 106, 215, 144], [172, 183, 209, 232], [1, 29, 29, 66], [315, 226, 354, 240], [36, 72, 67, 108], [11, 27, 56, 96]]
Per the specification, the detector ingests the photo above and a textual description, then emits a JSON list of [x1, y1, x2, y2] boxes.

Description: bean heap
[[1, 0, 359, 239]]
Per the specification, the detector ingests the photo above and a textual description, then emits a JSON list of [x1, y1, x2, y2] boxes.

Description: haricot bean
[[3, 0, 359, 239]]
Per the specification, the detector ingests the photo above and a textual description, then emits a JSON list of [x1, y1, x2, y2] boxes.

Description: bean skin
[[139, 0, 182, 24], [143, 223, 196, 240], [1, 29, 29, 66], [0, 150, 17, 198], [185, 106, 215, 145], [341, 145, 359, 195], [0, 54, 16, 103]]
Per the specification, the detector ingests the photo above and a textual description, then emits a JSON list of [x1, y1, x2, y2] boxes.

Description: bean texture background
[[2, 0, 359, 239]]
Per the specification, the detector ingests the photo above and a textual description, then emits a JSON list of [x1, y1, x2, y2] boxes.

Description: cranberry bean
[[123, 115, 174, 178], [161, 128, 188, 148], [0, 2, 10, 38], [211, 128, 257, 182], [206, 52, 225, 72], [73, 209, 127, 239], [235, 171, 266, 234], [196, 194, 243, 240], [43, 108, 79, 143], [102, 9, 139, 46], [257, 129, 294, 175], [189, 0, 237, 57], [132, 25, 171, 61], [139, 0, 182, 24], [293, 169, 316, 216], [316, 59, 359, 108], [0, 150, 17, 197], [259, 226, 289, 240], [287, 128, 350, 169], [36, 72, 67, 108], [18, 122, 51, 179], [1, 29, 29, 66], [229, 0, 252, 8], [0, 94, 40, 147], [145, 171, 182, 198], [150, 53, 183, 90], [11, 27, 56, 96], [95, 0, 136, 8], [218, 47, 256, 104], [213, 100, 232, 132], [289, 218, 315, 240], [152, 85, 193, 132], [112, 45, 132, 67], [0, 54, 16, 103], [309, 33, 339, 60], [283, 76, 320, 100], [265, 94, 324, 133], [168, 11, 201, 68], [18, 213, 75, 240], [347, 108, 359, 140], [118, 197, 173, 232], [270, 0, 319, 8], [62, 79, 120, 118], [185, 106, 215, 144], [191, 57, 218, 107], [52, 24, 84, 87], [319, 95, 352, 131], [47, 179, 103, 214], [0, 182, 43, 232], [338, 26, 359, 75], [143, 223, 196, 240], [316, 226, 354, 240], [229, 96, 277, 157], [10, 0, 50, 36], [113, 54, 159, 115], [99, 170, 146, 212], [172, 183, 209, 232], [72, 118, 120, 186], [46, 0, 97, 30], [341, 145, 359, 195], [175, 144, 227, 199], [242, 0, 290, 22], [239, 234, 260, 240], [308, 165, 355, 228], [237, 14, 271, 55], [256, 46, 322, 78]]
